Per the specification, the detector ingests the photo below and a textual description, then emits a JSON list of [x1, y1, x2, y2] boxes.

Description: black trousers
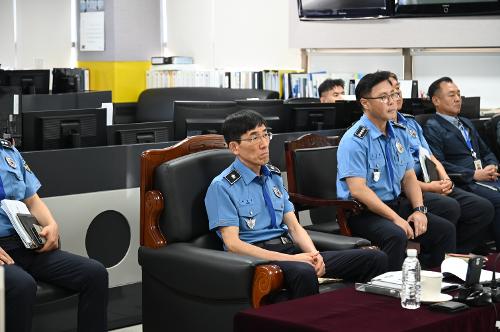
[[2, 235, 108, 332], [347, 196, 456, 271], [425, 189, 493, 254], [263, 242, 388, 299], [466, 181, 500, 250]]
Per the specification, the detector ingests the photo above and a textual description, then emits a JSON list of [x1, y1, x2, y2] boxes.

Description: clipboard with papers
[[419, 146, 439, 183], [0, 199, 46, 249]]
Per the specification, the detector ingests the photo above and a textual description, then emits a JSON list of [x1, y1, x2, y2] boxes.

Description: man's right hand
[[427, 180, 453, 195], [393, 217, 415, 239], [474, 165, 500, 182], [0, 246, 14, 265], [291, 252, 318, 267]]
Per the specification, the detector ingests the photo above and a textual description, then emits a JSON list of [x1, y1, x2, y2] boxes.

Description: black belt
[[253, 235, 293, 248]]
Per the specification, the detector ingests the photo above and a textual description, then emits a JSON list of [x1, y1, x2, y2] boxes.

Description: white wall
[[165, 0, 302, 70], [16, 0, 72, 69], [413, 53, 500, 109], [0, 0, 15, 69]]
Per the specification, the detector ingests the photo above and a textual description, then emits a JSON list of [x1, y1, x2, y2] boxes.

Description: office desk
[[235, 286, 498, 332]]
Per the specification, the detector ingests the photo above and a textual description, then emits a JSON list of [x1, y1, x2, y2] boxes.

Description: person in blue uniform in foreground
[[0, 138, 108, 332], [205, 109, 388, 300], [337, 71, 456, 271]]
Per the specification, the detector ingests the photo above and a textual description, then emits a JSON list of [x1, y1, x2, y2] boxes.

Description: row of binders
[[146, 67, 362, 99]]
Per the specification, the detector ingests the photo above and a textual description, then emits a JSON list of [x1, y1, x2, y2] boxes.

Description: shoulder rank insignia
[[224, 169, 241, 185], [401, 113, 415, 119], [23, 160, 33, 173], [354, 126, 369, 139], [0, 138, 13, 149], [266, 164, 281, 176], [392, 121, 406, 130]]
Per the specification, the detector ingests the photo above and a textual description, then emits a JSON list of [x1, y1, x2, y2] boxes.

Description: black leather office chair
[[484, 114, 500, 160], [138, 134, 371, 332], [284, 133, 362, 237]]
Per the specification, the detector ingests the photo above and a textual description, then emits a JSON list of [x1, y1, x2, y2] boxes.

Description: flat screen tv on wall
[[298, 0, 392, 20], [394, 0, 500, 17]]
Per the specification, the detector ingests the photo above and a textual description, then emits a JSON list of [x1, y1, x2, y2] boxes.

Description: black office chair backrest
[[154, 149, 234, 247], [293, 146, 338, 199], [415, 113, 435, 127]]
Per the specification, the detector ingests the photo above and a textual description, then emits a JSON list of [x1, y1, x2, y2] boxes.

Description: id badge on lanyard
[[473, 155, 483, 170]]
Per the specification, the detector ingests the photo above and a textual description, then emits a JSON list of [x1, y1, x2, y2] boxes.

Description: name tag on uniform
[[373, 169, 381, 182], [474, 159, 483, 170]]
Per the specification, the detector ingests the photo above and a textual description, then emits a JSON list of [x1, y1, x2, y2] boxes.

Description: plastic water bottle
[[401, 248, 421, 309]]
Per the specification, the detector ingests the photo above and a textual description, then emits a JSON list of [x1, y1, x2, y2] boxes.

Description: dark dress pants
[[263, 243, 388, 299], [467, 181, 500, 250], [2, 236, 108, 332], [348, 196, 456, 271], [426, 188, 493, 254]]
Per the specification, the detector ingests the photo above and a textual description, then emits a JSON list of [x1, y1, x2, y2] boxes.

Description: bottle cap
[[407, 248, 417, 257]]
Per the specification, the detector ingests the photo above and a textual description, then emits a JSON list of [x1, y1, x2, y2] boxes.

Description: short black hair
[[355, 71, 392, 101], [222, 109, 267, 143], [428, 77, 454, 99], [318, 78, 345, 97]]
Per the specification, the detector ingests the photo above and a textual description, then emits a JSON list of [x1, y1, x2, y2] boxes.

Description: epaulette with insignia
[[400, 113, 415, 119], [224, 169, 241, 185], [354, 126, 369, 139], [266, 164, 281, 176], [0, 138, 13, 149], [392, 121, 406, 130]]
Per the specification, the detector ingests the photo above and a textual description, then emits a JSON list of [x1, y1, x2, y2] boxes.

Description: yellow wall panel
[[77, 61, 151, 103]]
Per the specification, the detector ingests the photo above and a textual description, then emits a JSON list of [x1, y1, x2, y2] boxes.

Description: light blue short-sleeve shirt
[[337, 114, 414, 201], [205, 157, 293, 246], [396, 112, 431, 177], [0, 143, 41, 237]]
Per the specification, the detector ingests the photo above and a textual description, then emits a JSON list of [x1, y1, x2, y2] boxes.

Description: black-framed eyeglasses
[[362, 91, 402, 104], [237, 132, 273, 144]]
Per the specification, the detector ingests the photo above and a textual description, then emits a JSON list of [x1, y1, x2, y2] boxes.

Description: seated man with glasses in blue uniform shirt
[[423, 76, 500, 251], [205, 109, 388, 300], [0, 138, 108, 332], [337, 71, 456, 271]]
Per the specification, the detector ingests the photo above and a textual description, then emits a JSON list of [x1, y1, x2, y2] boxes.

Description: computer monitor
[[400, 98, 435, 115], [21, 108, 107, 151], [0, 70, 50, 95], [334, 100, 363, 128], [0, 86, 22, 144], [107, 121, 174, 145], [235, 99, 290, 133], [173, 101, 239, 140], [286, 102, 354, 132], [52, 68, 85, 94]]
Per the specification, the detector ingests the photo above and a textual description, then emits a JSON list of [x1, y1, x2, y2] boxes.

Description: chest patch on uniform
[[245, 217, 256, 229], [266, 164, 281, 176], [354, 126, 369, 139], [5, 156, 16, 169], [272, 186, 283, 198], [396, 140, 405, 154], [0, 139, 13, 149], [224, 169, 241, 185]]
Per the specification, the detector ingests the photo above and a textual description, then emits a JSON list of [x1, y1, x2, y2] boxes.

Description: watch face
[[415, 206, 427, 214]]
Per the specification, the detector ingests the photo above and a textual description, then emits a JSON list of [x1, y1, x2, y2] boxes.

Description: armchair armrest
[[448, 173, 467, 185], [138, 243, 283, 307], [289, 193, 363, 236], [307, 230, 371, 251]]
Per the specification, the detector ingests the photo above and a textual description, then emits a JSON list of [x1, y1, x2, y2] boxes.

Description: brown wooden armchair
[[138, 134, 285, 332], [284, 133, 364, 237]]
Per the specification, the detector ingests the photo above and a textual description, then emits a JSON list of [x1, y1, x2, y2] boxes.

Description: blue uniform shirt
[[0, 144, 41, 237], [396, 112, 431, 177], [337, 114, 414, 201], [205, 157, 294, 246]]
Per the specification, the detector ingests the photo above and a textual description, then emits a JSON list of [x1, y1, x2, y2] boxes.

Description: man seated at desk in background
[[205, 109, 388, 300], [337, 71, 456, 271], [0, 139, 108, 332], [386, 71, 493, 255], [319, 78, 345, 103], [423, 76, 500, 252]]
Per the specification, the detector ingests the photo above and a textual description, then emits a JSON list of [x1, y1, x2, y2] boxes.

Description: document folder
[[0, 199, 46, 249]]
